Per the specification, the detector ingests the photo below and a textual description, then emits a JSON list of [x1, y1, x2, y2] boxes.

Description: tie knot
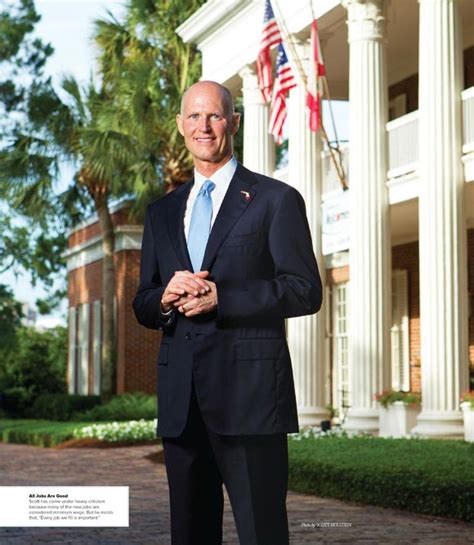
[[200, 180, 215, 196]]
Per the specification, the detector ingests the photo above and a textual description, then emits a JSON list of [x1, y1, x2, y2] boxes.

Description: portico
[[175, 0, 474, 438]]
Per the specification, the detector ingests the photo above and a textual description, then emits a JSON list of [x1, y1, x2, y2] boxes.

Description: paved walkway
[[0, 442, 473, 545]]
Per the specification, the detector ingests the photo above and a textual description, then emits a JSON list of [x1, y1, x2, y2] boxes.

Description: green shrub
[[72, 392, 157, 422], [374, 389, 421, 408], [0, 387, 31, 417], [0, 326, 67, 417], [288, 435, 474, 522], [27, 393, 101, 421]]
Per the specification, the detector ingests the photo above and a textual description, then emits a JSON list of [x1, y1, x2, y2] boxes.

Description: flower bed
[[72, 419, 158, 442]]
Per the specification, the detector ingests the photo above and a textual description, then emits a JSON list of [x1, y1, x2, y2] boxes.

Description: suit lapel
[[166, 181, 193, 270], [201, 163, 258, 272]]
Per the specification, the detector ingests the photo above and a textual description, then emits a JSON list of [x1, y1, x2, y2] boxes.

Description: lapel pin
[[240, 190, 251, 201]]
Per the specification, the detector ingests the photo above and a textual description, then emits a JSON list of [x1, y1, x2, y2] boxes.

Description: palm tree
[[1, 0, 208, 400], [0, 76, 136, 400], [93, 0, 206, 199]]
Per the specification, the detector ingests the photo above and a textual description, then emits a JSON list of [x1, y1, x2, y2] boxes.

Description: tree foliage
[[0, 0, 52, 129], [0, 0, 63, 312], [93, 0, 207, 210], [0, 284, 22, 353], [0, 0, 210, 399], [0, 325, 67, 416]]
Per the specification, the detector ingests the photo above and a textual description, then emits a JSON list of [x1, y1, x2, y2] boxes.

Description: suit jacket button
[[185, 333, 191, 340]]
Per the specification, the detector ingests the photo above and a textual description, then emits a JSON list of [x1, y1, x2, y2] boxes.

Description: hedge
[[288, 435, 474, 522], [0, 419, 96, 447]]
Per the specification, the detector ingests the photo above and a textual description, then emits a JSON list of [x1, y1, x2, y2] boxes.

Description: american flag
[[256, 0, 282, 103], [307, 19, 326, 132], [269, 43, 297, 144]]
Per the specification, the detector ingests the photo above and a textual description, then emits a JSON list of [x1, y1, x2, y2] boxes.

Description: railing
[[462, 86, 474, 153], [386, 110, 419, 180], [276, 87, 474, 194], [385, 86, 474, 181], [322, 145, 349, 195]]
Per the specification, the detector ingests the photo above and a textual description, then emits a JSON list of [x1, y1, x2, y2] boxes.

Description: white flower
[[73, 419, 157, 442]]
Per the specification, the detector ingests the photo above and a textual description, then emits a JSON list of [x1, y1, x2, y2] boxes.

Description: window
[[331, 282, 350, 417], [330, 271, 411, 418]]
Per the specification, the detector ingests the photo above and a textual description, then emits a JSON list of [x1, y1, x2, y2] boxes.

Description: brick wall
[[326, 265, 349, 285], [68, 249, 160, 396], [68, 208, 136, 249], [116, 250, 161, 395], [67, 204, 160, 397]]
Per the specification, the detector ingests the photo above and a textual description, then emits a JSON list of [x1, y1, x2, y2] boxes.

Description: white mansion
[[177, 0, 474, 438]]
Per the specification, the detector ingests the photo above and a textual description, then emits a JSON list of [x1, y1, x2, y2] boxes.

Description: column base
[[411, 410, 465, 439], [342, 407, 379, 436], [298, 406, 330, 427]]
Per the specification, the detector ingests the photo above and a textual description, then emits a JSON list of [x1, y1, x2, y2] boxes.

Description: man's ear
[[231, 112, 241, 136], [176, 114, 184, 136]]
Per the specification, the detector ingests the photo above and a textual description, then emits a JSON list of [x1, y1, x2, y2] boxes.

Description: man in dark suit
[[133, 80, 322, 545]]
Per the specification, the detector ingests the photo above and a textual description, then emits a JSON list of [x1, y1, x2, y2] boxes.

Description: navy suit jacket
[[133, 162, 322, 437]]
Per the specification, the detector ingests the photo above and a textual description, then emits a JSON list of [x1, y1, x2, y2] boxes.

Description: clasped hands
[[160, 270, 217, 318]]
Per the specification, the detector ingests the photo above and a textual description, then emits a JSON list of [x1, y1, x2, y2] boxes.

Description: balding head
[[180, 81, 235, 120]]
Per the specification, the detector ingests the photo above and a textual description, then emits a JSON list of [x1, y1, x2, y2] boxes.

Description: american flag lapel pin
[[240, 190, 251, 201]]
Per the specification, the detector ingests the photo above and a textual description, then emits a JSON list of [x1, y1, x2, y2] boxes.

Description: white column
[[239, 65, 275, 175], [287, 39, 328, 426], [412, 0, 469, 438], [342, 0, 392, 434]]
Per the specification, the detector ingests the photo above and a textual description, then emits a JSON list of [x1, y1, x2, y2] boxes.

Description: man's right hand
[[160, 270, 210, 312]]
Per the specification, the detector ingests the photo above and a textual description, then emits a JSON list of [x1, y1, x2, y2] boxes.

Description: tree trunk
[[95, 196, 116, 402]]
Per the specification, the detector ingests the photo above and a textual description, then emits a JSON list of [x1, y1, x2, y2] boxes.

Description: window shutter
[[67, 307, 77, 394], [77, 303, 90, 395], [391, 270, 410, 391], [93, 300, 102, 395]]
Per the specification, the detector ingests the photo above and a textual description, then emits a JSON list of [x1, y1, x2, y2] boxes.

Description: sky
[[0, 0, 349, 329]]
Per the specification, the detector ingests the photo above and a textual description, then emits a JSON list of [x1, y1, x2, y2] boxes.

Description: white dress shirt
[[184, 156, 238, 242], [160, 157, 238, 319]]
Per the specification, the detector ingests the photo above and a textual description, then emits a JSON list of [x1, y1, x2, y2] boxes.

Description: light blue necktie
[[188, 180, 215, 272]]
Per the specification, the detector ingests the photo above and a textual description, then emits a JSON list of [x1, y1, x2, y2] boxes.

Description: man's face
[[176, 83, 240, 168]]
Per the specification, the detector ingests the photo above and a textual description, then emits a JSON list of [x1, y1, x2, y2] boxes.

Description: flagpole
[[271, 0, 307, 87], [308, 0, 348, 190], [271, 0, 348, 190]]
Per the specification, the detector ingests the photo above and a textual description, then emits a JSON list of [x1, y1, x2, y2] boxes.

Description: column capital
[[238, 64, 256, 81], [239, 64, 265, 106], [238, 64, 275, 175], [286, 36, 312, 85], [343, 0, 389, 42]]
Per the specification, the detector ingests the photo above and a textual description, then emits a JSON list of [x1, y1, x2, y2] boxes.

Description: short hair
[[180, 81, 235, 119]]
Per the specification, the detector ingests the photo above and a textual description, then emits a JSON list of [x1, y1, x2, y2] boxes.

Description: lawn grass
[[0, 419, 103, 447], [288, 435, 474, 522]]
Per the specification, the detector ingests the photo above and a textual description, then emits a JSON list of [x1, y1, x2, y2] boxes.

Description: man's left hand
[[173, 277, 218, 317]]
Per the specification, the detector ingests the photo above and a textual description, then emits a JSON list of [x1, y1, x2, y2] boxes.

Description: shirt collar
[[194, 156, 238, 189]]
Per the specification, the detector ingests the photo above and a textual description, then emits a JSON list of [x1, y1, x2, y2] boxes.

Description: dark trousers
[[162, 378, 290, 545]]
